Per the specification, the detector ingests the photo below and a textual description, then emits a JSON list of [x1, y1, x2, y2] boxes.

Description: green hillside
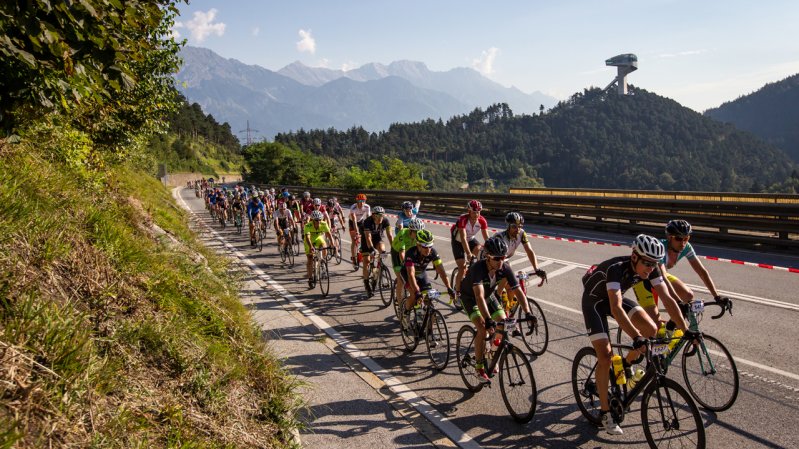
[[274, 88, 798, 192], [705, 73, 799, 163]]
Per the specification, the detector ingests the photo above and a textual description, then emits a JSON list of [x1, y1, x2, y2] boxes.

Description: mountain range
[[175, 46, 557, 139]]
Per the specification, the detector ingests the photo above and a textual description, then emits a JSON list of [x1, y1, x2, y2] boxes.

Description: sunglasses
[[639, 258, 657, 268], [489, 256, 506, 262], [357, 200, 365, 203], [508, 224, 519, 229], [672, 236, 690, 242]]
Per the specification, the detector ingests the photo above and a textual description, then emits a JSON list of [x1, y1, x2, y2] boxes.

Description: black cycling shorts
[[451, 237, 480, 261], [582, 294, 644, 342]]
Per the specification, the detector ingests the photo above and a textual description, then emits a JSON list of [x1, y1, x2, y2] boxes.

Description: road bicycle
[[256, 216, 267, 252], [278, 228, 294, 266], [327, 218, 343, 265], [399, 289, 451, 370], [572, 336, 705, 449], [233, 210, 243, 234], [456, 317, 537, 423], [309, 246, 333, 298], [368, 251, 394, 307], [500, 271, 549, 357], [615, 298, 738, 412]]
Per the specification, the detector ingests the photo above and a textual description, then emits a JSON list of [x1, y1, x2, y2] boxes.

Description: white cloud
[[316, 58, 330, 68], [252, 26, 260, 37], [657, 49, 706, 59], [472, 47, 500, 75], [180, 8, 226, 43], [297, 29, 316, 54], [170, 22, 183, 40]]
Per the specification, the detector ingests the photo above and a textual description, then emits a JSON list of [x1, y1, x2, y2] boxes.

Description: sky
[[171, 0, 799, 112]]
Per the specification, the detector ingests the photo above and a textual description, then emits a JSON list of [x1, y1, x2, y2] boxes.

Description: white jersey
[[349, 203, 371, 222]]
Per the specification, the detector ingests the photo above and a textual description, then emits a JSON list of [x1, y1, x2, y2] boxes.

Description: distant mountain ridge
[[705, 73, 799, 162], [176, 46, 557, 139]]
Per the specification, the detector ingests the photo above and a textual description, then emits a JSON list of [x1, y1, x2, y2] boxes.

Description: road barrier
[[263, 186, 799, 249]]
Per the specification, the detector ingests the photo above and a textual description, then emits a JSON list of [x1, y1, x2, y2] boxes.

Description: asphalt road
[[182, 189, 799, 449]]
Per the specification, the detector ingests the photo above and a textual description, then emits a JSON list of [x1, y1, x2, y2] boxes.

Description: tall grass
[[0, 134, 302, 448]]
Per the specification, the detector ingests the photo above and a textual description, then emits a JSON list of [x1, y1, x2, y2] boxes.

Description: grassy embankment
[[0, 133, 300, 448]]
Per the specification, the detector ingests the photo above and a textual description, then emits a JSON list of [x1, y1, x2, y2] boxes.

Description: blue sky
[[172, 0, 799, 112]]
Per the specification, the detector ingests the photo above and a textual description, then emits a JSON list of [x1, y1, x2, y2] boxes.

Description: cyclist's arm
[[480, 226, 490, 243], [406, 263, 420, 293], [687, 257, 720, 299], [522, 239, 540, 272], [651, 282, 688, 331], [433, 260, 451, 290], [472, 283, 491, 327], [458, 227, 470, 255], [365, 228, 374, 250], [385, 223, 393, 246], [657, 263, 681, 308]]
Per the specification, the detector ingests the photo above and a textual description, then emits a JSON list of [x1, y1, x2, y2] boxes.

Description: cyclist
[[246, 193, 266, 246], [451, 200, 490, 308], [304, 210, 333, 288], [286, 194, 303, 242], [327, 197, 346, 232], [399, 229, 456, 326], [360, 206, 393, 296], [230, 192, 245, 226], [395, 200, 421, 232], [458, 236, 536, 383], [391, 218, 425, 303], [580, 234, 693, 435], [215, 189, 228, 223], [273, 201, 295, 254], [632, 219, 728, 323], [494, 212, 547, 294], [300, 191, 314, 224], [310, 198, 331, 228], [349, 193, 371, 268]]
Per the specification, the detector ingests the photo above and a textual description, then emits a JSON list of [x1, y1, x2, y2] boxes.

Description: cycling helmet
[[327, 198, 335, 207], [416, 229, 434, 247], [402, 201, 414, 210], [468, 200, 482, 211], [665, 219, 692, 237], [313, 198, 322, 206], [270, 188, 275, 193], [372, 206, 385, 215], [279, 202, 287, 209], [484, 236, 509, 257], [505, 212, 524, 226], [632, 234, 665, 261], [408, 218, 425, 231], [310, 210, 324, 221], [355, 193, 367, 201], [282, 191, 290, 198], [288, 194, 295, 201], [303, 191, 310, 198], [223, 186, 227, 192]]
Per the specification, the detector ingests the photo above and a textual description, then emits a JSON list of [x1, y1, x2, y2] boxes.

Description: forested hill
[[275, 87, 798, 192], [705, 73, 799, 163]]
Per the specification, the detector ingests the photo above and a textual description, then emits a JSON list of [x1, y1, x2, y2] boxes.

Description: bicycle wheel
[[681, 334, 739, 412], [571, 346, 603, 426], [379, 265, 394, 307], [400, 307, 419, 352], [516, 297, 549, 357], [333, 229, 342, 264], [293, 225, 301, 255], [286, 243, 294, 266], [219, 215, 226, 229], [258, 227, 264, 251], [279, 243, 287, 263], [393, 286, 407, 322], [449, 266, 460, 292], [499, 346, 537, 423], [425, 309, 450, 370], [456, 325, 485, 393], [319, 258, 330, 297], [641, 377, 705, 449], [235, 216, 242, 234]]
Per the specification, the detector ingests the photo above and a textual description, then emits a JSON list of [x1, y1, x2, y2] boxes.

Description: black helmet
[[505, 212, 524, 226], [484, 236, 508, 258], [665, 219, 692, 237], [402, 201, 414, 209], [288, 194, 295, 201]]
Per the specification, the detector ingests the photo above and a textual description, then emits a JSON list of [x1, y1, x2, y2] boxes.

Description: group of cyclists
[[197, 182, 729, 441]]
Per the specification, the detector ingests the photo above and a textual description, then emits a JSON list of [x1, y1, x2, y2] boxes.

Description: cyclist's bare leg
[[670, 277, 695, 302], [306, 253, 314, 280], [590, 338, 614, 413], [623, 309, 658, 365], [455, 257, 467, 292], [394, 273, 405, 304]]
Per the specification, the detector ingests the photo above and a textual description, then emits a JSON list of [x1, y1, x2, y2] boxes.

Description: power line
[[238, 120, 260, 145]]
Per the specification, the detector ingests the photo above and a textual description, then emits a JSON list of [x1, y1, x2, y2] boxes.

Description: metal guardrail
[[266, 185, 799, 249]]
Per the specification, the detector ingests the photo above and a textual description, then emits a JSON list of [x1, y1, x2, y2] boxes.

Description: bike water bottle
[[669, 329, 684, 352], [611, 355, 626, 385], [627, 369, 645, 389], [656, 322, 666, 339]]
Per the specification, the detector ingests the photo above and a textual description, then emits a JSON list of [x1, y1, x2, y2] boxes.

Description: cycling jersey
[[394, 207, 419, 230], [273, 208, 294, 229], [361, 215, 390, 239], [349, 203, 371, 222], [459, 259, 520, 300], [581, 256, 662, 339], [403, 246, 442, 272], [494, 229, 529, 258], [246, 200, 265, 219], [450, 214, 489, 242], [301, 199, 314, 215], [391, 228, 416, 253], [303, 220, 330, 253]]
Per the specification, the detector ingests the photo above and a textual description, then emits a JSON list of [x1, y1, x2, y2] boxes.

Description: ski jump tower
[[604, 53, 638, 95]]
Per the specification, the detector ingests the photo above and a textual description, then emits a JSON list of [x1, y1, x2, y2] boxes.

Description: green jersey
[[391, 228, 416, 252]]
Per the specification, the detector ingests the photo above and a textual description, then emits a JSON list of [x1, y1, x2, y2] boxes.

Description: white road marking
[[175, 189, 482, 449]]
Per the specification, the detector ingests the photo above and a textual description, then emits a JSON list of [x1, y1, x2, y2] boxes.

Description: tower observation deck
[[604, 53, 638, 95]]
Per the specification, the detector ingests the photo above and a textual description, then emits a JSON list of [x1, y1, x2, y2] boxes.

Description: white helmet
[[408, 218, 425, 231], [632, 234, 665, 261], [310, 210, 324, 221], [313, 198, 322, 206]]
